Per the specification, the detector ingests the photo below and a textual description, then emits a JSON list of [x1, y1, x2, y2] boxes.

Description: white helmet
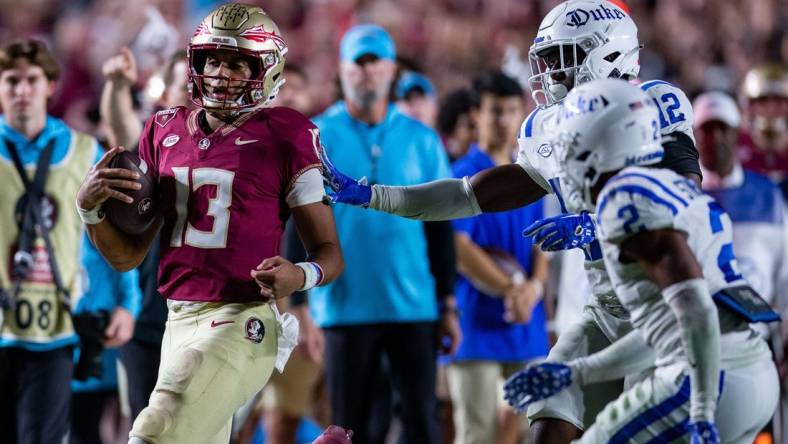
[[553, 78, 662, 212], [529, 0, 640, 107]]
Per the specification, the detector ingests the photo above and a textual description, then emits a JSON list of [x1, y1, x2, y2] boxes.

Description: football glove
[[687, 421, 720, 444], [523, 211, 596, 252], [503, 362, 573, 414], [318, 144, 372, 207]]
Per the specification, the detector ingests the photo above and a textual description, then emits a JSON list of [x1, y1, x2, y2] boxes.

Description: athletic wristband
[[295, 262, 324, 291], [76, 202, 105, 225]]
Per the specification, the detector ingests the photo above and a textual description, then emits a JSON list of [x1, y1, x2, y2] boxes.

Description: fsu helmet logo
[[245, 317, 265, 343]]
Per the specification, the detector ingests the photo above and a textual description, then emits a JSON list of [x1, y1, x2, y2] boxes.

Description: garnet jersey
[[138, 106, 322, 302]]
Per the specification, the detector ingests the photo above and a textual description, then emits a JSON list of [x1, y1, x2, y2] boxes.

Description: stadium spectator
[[0, 38, 108, 444], [436, 88, 477, 162], [695, 90, 788, 345], [447, 70, 548, 444], [311, 24, 459, 444], [395, 70, 438, 128]]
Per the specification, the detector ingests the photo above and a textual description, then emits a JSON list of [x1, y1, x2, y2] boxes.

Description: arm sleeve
[[569, 330, 656, 385], [286, 168, 324, 208], [664, 278, 721, 422], [424, 221, 456, 298], [369, 176, 482, 220], [656, 131, 702, 180]]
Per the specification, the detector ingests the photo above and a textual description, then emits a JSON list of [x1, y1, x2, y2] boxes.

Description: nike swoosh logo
[[210, 320, 235, 328], [235, 137, 258, 146]]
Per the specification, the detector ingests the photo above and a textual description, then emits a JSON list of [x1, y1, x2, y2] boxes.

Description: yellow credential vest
[[0, 118, 98, 350]]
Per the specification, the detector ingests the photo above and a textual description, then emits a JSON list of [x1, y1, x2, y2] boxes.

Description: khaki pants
[[129, 301, 280, 444], [447, 361, 530, 444], [259, 351, 322, 416]]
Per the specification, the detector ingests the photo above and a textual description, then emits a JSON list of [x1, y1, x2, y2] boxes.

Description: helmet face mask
[[188, 4, 287, 115], [529, 39, 594, 107], [528, 0, 640, 108]]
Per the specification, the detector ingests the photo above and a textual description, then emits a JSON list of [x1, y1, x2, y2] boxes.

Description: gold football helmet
[[741, 64, 788, 152], [188, 3, 288, 112]]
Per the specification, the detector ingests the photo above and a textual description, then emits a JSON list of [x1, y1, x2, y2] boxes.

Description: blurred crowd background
[[1, 1, 787, 443], [1, 0, 785, 130]]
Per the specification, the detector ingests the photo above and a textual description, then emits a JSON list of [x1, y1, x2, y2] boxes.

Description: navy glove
[[503, 363, 573, 414], [318, 144, 372, 206], [687, 421, 720, 444], [523, 211, 596, 252]]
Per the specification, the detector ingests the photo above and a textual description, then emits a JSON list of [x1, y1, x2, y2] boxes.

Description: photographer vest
[[0, 117, 99, 350]]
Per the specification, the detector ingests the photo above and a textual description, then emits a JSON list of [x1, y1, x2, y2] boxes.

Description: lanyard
[[2, 137, 70, 310], [348, 111, 391, 185]]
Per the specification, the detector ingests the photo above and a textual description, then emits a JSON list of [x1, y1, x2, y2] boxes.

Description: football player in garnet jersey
[[76, 4, 344, 444]]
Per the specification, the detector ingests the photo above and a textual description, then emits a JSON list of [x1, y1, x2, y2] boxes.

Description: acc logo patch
[[162, 134, 180, 147], [155, 108, 178, 127], [537, 144, 553, 158], [245, 317, 265, 344]]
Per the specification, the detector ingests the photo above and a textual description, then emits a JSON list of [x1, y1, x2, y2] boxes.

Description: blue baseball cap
[[340, 24, 396, 62], [396, 71, 436, 99]]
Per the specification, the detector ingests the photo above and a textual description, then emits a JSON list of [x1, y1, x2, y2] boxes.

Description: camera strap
[[3, 137, 71, 311]]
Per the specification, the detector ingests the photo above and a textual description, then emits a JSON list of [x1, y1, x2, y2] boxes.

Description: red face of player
[[202, 50, 255, 104]]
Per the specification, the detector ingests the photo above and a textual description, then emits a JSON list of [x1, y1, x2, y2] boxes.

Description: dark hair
[[162, 50, 187, 88], [0, 39, 59, 80], [436, 88, 474, 135], [471, 70, 523, 106]]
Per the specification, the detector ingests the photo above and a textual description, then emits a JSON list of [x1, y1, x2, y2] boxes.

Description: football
[[103, 150, 158, 235], [468, 247, 526, 296]]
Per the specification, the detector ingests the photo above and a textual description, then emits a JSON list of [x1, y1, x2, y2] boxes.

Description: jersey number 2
[[170, 167, 235, 249], [708, 201, 743, 283]]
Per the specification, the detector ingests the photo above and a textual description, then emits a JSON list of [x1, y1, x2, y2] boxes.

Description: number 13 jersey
[[138, 106, 322, 303]]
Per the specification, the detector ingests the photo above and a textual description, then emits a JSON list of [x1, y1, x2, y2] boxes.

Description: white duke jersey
[[515, 79, 697, 319], [596, 166, 754, 365]]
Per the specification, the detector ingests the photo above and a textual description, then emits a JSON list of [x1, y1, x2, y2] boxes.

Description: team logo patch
[[245, 317, 265, 343], [138, 197, 153, 215], [199, 138, 211, 150], [162, 134, 180, 147], [565, 5, 625, 28], [537, 143, 553, 158], [155, 108, 178, 127]]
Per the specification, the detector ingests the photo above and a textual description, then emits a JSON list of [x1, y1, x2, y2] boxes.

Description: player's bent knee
[[131, 390, 179, 440], [160, 348, 203, 393]]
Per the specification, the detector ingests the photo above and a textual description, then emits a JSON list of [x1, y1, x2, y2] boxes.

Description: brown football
[[103, 150, 158, 235], [468, 247, 526, 296]]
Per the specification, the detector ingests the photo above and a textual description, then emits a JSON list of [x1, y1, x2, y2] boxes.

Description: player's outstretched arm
[[77, 147, 160, 272], [620, 229, 721, 428], [320, 146, 546, 220]]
